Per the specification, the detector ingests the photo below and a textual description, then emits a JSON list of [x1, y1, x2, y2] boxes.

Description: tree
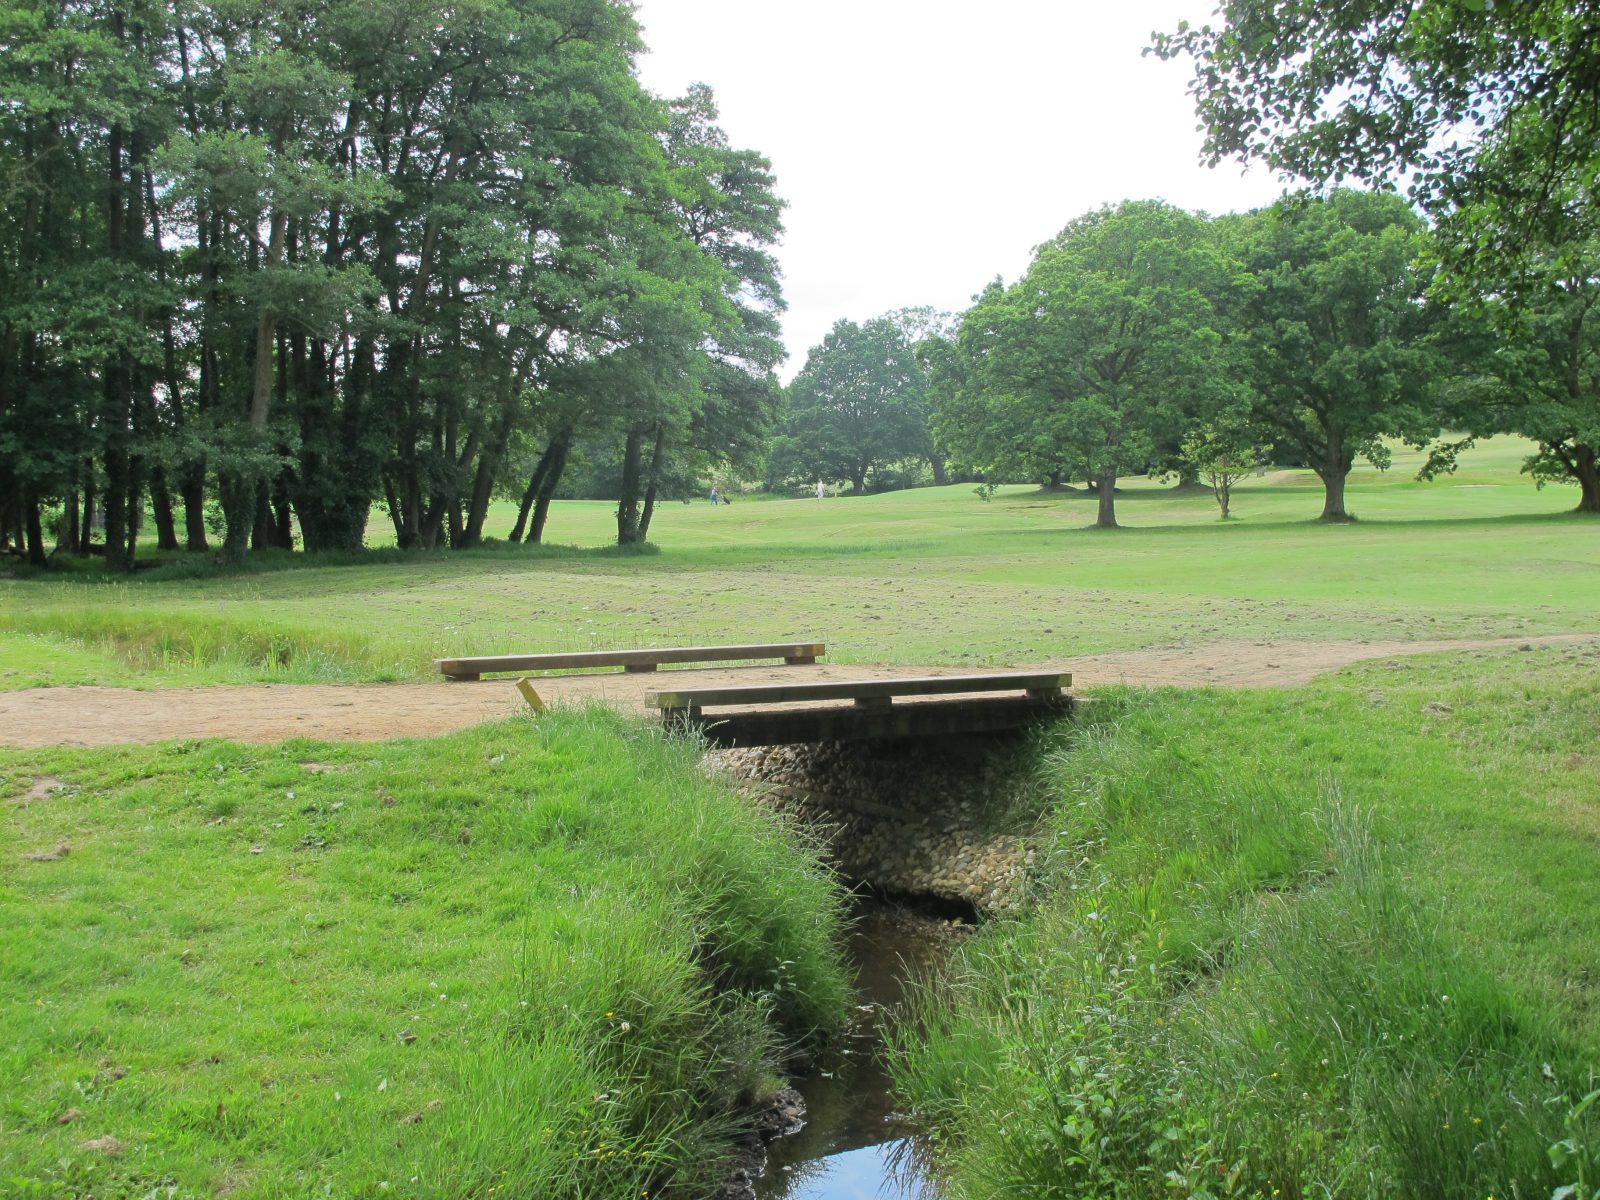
[[770, 317, 930, 494], [1226, 190, 1442, 521], [1151, 0, 1600, 256], [623, 84, 788, 545], [1181, 418, 1266, 519], [1432, 239, 1600, 513], [948, 200, 1230, 528], [0, 0, 786, 565]]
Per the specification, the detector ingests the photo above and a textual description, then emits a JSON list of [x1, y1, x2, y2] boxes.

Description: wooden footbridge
[[435, 642, 1073, 747]]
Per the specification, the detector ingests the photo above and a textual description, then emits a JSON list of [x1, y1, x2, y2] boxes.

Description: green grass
[[889, 644, 1600, 1198], [3, 436, 1598, 1198], [0, 708, 851, 1199], [1, 437, 1596, 690]]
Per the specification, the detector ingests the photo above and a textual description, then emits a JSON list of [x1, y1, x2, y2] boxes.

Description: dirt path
[[0, 635, 1592, 749]]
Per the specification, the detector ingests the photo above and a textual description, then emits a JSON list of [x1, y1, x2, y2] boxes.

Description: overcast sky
[[632, 0, 1290, 379]]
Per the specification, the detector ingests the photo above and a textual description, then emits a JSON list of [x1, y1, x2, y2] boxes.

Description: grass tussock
[[0, 707, 850, 1199], [890, 663, 1600, 1199]]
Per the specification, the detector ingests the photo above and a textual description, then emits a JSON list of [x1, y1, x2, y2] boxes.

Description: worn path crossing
[[1, 635, 1592, 748]]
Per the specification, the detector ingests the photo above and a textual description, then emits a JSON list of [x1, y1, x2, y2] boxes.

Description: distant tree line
[[775, 0, 1600, 524], [7, 0, 1597, 567], [778, 184, 1599, 525], [0, 0, 783, 567]]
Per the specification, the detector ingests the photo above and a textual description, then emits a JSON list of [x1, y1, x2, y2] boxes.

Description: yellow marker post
[[515, 678, 546, 712]]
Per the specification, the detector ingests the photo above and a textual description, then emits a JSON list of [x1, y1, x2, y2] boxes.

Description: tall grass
[[0, 707, 850, 1198], [0, 594, 415, 680], [890, 681, 1599, 1198]]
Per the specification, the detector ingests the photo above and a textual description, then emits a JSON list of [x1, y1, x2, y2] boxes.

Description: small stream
[[753, 902, 955, 1200]]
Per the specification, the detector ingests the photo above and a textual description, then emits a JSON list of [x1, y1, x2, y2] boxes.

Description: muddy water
[[754, 903, 953, 1200]]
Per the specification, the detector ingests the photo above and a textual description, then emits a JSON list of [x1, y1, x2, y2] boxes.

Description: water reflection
[[753, 903, 953, 1200], [764, 1138, 932, 1200]]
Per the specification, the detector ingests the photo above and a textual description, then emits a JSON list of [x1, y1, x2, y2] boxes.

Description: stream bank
[[711, 736, 1042, 1199], [748, 901, 961, 1200]]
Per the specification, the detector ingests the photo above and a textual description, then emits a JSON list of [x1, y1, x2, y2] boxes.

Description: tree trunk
[[180, 468, 208, 552], [509, 438, 562, 541], [103, 435, 132, 571], [1316, 431, 1352, 521], [1095, 474, 1119, 528], [1317, 469, 1350, 521], [79, 469, 96, 555], [461, 389, 519, 548], [529, 432, 572, 544], [223, 206, 288, 562], [23, 495, 45, 567], [149, 157, 206, 554], [616, 428, 644, 544], [151, 468, 180, 550], [1575, 444, 1599, 514], [383, 474, 406, 545], [852, 468, 867, 494], [62, 491, 79, 553], [636, 423, 667, 543], [931, 453, 948, 486], [219, 472, 255, 561], [102, 114, 134, 574], [252, 480, 274, 551]]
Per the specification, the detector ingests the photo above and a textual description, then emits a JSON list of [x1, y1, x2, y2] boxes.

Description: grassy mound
[[0, 708, 850, 1198], [890, 647, 1600, 1197]]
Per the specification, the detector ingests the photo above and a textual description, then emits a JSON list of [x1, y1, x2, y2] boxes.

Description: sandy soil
[[0, 635, 1592, 749]]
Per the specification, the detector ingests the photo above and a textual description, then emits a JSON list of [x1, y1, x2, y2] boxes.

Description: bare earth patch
[[0, 635, 1592, 749], [14, 775, 69, 803]]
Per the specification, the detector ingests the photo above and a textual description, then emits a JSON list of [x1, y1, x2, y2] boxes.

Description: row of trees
[[770, 182, 1598, 526], [0, 0, 784, 567], [771, 0, 1600, 525], [1151, 0, 1600, 522], [930, 189, 1448, 526]]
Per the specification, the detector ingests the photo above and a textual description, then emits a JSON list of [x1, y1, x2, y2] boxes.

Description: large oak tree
[[1226, 190, 1442, 521], [946, 200, 1230, 528]]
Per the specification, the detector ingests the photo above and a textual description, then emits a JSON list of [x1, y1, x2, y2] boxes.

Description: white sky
[[632, 0, 1289, 380]]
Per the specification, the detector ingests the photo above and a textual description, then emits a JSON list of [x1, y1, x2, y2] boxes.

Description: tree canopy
[[0, 0, 785, 564], [1151, 0, 1600, 256], [1225, 190, 1442, 520], [938, 200, 1231, 527], [767, 316, 932, 494]]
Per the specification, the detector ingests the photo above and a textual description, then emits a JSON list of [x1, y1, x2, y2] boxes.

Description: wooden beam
[[682, 695, 1076, 746], [647, 671, 1072, 711], [435, 642, 826, 679]]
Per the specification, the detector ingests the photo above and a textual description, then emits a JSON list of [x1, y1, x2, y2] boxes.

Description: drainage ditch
[[712, 735, 1043, 1200]]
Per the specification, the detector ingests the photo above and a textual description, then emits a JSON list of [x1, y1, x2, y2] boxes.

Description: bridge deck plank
[[647, 670, 1071, 711]]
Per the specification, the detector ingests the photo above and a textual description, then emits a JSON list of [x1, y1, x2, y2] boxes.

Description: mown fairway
[[2, 437, 1598, 1197], [1, 437, 1595, 691]]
